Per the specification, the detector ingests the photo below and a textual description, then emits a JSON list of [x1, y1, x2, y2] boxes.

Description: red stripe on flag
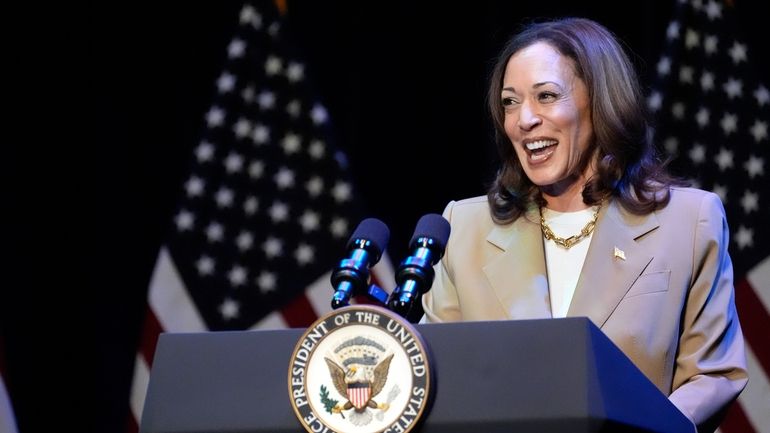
[[281, 294, 318, 328], [719, 400, 755, 433], [140, 307, 164, 368], [734, 278, 770, 375], [126, 409, 139, 433]]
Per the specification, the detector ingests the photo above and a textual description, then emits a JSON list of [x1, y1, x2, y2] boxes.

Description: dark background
[[4, 1, 768, 432]]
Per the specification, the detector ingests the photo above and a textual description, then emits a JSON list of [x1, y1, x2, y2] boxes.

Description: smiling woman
[[500, 41, 594, 210], [486, 18, 676, 221], [421, 17, 748, 433]]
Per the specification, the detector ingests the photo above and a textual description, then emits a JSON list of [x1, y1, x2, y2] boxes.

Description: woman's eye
[[502, 97, 518, 106], [538, 92, 558, 101]]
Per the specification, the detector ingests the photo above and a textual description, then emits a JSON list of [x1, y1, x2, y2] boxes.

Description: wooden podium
[[140, 317, 694, 433]]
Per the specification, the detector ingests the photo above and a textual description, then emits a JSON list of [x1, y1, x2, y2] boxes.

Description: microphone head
[[346, 217, 390, 261], [409, 213, 451, 253]]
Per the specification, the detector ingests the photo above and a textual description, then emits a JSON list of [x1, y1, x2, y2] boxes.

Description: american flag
[[127, 1, 394, 430], [648, 1, 769, 431]]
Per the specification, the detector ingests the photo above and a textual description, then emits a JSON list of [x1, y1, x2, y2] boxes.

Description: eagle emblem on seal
[[324, 353, 393, 413]]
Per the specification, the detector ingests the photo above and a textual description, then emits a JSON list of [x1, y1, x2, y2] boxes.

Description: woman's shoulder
[[658, 186, 726, 221], [444, 195, 489, 213], [448, 195, 489, 209], [441, 195, 493, 223], [666, 186, 724, 209]]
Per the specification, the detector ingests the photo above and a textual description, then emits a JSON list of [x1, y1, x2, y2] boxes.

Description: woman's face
[[501, 41, 595, 195]]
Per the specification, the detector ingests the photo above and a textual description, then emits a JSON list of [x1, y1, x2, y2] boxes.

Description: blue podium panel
[[140, 317, 693, 433]]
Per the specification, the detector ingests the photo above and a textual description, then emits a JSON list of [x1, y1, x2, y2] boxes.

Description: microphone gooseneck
[[330, 218, 390, 309], [388, 214, 450, 318]]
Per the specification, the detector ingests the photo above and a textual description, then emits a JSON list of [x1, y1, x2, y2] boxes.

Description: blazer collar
[[481, 200, 660, 327], [567, 200, 659, 327], [483, 204, 551, 320]]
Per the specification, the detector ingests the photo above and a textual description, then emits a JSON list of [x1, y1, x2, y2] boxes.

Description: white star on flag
[[205, 106, 226, 128], [227, 38, 246, 59], [215, 187, 234, 208], [703, 35, 718, 55], [286, 62, 304, 82], [235, 231, 253, 251], [252, 124, 270, 144], [749, 120, 767, 142], [217, 72, 236, 93], [195, 141, 215, 162], [185, 176, 205, 197], [728, 41, 747, 64], [197, 256, 216, 276]]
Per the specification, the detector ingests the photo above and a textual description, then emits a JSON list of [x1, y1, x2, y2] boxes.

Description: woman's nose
[[518, 101, 542, 130]]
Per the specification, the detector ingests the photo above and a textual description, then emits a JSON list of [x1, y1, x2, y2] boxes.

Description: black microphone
[[388, 214, 450, 318], [330, 218, 390, 309]]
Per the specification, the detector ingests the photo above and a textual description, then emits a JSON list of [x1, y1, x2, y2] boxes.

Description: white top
[[541, 206, 598, 318]]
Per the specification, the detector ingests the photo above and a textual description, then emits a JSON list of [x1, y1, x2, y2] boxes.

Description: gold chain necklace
[[540, 204, 600, 249]]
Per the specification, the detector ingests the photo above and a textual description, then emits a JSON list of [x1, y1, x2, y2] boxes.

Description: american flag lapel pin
[[613, 246, 626, 261]]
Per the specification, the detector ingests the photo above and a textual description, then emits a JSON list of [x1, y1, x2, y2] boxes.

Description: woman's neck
[[541, 174, 592, 212], [540, 159, 599, 212], [542, 192, 590, 212]]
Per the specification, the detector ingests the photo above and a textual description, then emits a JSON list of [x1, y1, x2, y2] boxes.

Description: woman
[[421, 17, 746, 432]]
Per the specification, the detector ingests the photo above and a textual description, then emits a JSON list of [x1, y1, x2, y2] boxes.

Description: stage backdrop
[[2, 1, 768, 433]]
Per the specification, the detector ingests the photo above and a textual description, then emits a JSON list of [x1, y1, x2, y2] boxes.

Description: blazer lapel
[[482, 207, 552, 320], [567, 200, 659, 327]]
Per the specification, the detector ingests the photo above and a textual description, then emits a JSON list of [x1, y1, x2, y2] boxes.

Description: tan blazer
[[422, 187, 747, 431]]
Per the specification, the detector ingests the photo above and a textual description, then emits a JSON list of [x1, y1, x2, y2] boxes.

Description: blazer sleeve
[[668, 192, 748, 431], [421, 200, 462, 323]]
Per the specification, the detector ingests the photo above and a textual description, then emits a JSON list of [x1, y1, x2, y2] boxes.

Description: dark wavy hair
[[486, 17, 680, 224]]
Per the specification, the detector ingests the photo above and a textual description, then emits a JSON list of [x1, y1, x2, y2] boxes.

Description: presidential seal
[[288, 305, 431, 433]]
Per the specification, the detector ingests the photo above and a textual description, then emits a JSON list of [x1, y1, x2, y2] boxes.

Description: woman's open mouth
[[525, 139, 558, 162]]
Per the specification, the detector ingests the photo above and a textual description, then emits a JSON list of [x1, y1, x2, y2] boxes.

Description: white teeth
[[525, 140, 557, 150]]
